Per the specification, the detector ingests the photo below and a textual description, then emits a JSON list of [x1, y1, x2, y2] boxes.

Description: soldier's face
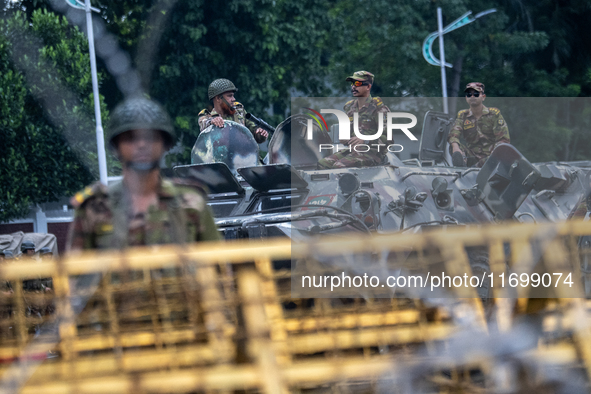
[[351, 82, 371, 98], [465, 89, 485, 106], [221, 91, 235, 103], [117, 129, 165, 164], [216, 92, 237, 115]]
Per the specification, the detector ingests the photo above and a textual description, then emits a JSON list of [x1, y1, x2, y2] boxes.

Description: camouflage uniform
[[67, 96, 220, 251], [318, 95, 390, 169], [198, 103, 265, 143], [449, 105, 510, 167], [68, 178, 220, 251]]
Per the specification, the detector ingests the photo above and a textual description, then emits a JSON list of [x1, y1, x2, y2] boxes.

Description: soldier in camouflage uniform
[[449, 82, 510, 168], [67, 96, 220, 251], [318, 71, 390, 169], [198, 79, 268, 143]]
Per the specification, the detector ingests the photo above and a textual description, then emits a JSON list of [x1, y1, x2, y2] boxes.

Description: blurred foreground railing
[[2, 220, 591, 393]]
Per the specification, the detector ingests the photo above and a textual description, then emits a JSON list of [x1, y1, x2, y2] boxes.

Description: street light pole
[[437, 8, 448, 114], [65, 0, 107, 185], [422, 9, 497, 114], [85, 0, 107, 185]]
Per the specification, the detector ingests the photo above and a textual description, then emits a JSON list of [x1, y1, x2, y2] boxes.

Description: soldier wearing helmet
[[198, 79, 268, 143], [449, 82, 510, 167], [67, 95, 220, 251], [39, 247, 54, 260], [21, 240, 36, 257], [318, 71, 390, 169]]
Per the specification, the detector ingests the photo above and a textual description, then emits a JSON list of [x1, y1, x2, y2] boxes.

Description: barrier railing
[[1, 219, 591, 393]]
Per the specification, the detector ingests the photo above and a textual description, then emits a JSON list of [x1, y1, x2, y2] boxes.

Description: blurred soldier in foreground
[[449, 82, 510, 167], [318, 70, 390, 169], [67, 96, 220, 251], [198, 78, 268, 143]]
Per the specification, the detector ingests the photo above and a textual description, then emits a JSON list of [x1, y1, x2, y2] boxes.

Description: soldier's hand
[[212, 117, 225, 127], [347, 137, 365, 147], [255, 128, 268, 142]]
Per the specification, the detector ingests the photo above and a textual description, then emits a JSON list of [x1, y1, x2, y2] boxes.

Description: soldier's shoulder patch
[[498, 118, 505, 126], [457, 109, 469, 117], [198, 108, 210, 116], [233, 101, 244, 108], [488, 107, 500, 115], [344, 99, 355, 109], [71, 182, 107, 208], [372, 97, 384, 105]]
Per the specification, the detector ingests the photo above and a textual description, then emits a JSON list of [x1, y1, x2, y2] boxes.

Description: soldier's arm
[[174, 180, 222, 242], [198, 206, 222, 241], [66, 207, 94, 252], [492, 112, 510, 147], [448, 115, 464, 147], [198, 109, 213, 131], [241, 108, 267, 143], [66, 183, 110, 252]]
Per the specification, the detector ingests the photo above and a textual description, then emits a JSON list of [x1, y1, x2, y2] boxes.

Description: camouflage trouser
[[317, 150, 382, 169], [452, 142, 489, 168]]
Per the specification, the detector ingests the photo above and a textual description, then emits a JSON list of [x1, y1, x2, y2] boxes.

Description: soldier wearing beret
[[449, 82, 510, 167], [198, 79, 268, 143], [67, 96, 221, 251], [318, 71, 390, 169]]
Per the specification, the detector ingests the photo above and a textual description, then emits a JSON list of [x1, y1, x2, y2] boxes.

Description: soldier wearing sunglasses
[[318, 70, 390, 169], [448, 82, 510, 167]]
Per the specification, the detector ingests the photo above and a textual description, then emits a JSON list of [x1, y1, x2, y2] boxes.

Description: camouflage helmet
[[21, 241, 35, 252], [107, 96, 176, 149], [208, 79, 238, 101]]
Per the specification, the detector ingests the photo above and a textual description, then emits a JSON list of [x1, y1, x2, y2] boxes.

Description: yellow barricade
[[1, 220, 591, 393]]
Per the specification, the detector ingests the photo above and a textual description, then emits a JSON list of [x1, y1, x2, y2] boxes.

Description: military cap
[[464, 82, 485, 93], [39, 247, 53, 255], [21, 241, 35, 251], [346, 71, 374, 84]]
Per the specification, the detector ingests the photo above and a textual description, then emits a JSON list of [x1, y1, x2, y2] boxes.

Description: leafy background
[[2, 0, 591, 221]]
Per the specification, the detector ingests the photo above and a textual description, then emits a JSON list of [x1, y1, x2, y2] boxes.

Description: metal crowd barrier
[[1, 220, 591, 393]]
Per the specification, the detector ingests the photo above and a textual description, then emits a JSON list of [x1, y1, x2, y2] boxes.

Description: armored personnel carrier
[[175, 112, 590, 241]]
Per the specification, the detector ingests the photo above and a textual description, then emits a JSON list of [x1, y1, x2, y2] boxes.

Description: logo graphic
[[304, 108, 418, 154], [303, 108, 328, 132]]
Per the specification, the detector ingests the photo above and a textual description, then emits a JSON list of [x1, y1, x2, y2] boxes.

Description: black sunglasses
[[351, 81, 370, 87], [465, 92, 481, 97]]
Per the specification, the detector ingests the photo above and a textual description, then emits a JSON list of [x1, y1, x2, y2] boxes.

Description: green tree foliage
[[155, 0, 334, 162], [6, 0, 591, 175], [329, 0, 591, 161], [91, 0, 335, 162], [0, 9, 108, 222]]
